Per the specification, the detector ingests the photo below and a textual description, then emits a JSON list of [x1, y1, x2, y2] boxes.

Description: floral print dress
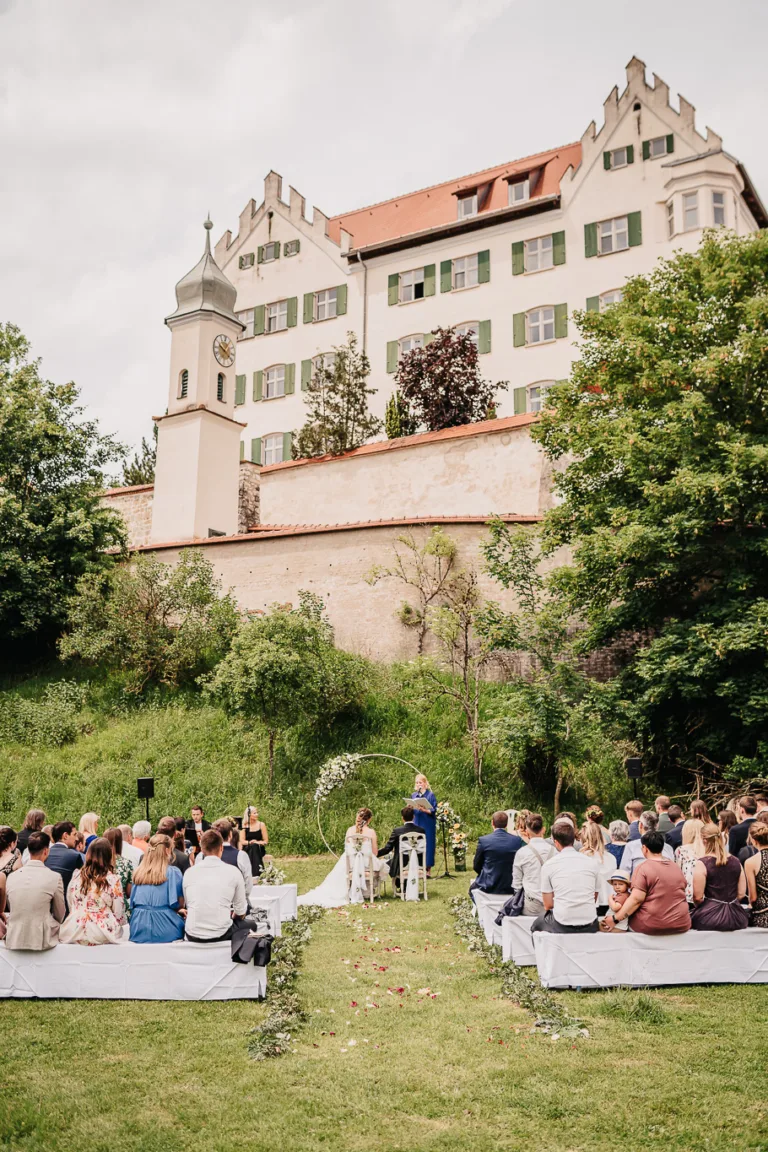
[[113, 856, 133, 921], [675, 845, 698, 902], [59, 870, 126, 945]]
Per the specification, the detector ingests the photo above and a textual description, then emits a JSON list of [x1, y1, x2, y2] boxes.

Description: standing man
[[5, 832, 66, 951], [471, 812, 523, 900], [532, 821, 600, 934]]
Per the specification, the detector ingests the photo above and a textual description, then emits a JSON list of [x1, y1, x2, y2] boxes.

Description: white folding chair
[[398, 832, 428, 901], [345, 834, 376, 903]]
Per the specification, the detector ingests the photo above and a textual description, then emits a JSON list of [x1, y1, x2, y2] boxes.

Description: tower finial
[[204, 215, 213, 254]]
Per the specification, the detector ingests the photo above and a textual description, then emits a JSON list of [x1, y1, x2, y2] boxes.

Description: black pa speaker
[[625, 757, 643, 780], [137, 777, 155, 800]]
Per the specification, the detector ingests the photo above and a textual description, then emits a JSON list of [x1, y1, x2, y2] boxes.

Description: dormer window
[[179, 369, 189, 399], [508, 178, 530, 206], [258, 241, 280, 264], [217, 373, 225, 402], [604, 145, 634, 170], [457, 193, 478, 220], [643, 134, 674, 160]]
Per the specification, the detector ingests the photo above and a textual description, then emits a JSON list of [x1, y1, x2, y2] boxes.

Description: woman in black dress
[[242, 806, 269, 877]]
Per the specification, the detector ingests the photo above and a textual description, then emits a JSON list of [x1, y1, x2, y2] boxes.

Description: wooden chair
[[345, 834, 376, 902], [398, 832, 428, 900]]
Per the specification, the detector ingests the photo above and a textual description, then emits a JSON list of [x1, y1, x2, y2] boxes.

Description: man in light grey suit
[[5, 832, 66, 951]]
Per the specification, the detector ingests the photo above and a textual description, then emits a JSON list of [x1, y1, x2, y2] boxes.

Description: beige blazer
[[5, 860, 66, 951]]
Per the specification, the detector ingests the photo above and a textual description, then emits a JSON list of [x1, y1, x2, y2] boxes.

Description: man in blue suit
[[470, 811, 524, 900]]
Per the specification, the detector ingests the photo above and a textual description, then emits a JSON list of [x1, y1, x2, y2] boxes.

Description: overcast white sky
[[1, 0, 767, 454]]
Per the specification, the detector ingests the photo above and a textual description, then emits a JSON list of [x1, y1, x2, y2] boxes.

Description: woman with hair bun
[[345, 808, 390, 886]]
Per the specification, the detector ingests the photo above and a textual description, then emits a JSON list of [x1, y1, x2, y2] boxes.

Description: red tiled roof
[[102, 483, 155, 496], [328, 143, 581, 250]]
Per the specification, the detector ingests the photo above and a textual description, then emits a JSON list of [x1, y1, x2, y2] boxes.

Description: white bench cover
[[533, 927, 768, 989], [471, 890, 508, 926], [0, 941, 267, 1000], [250, 883, 297, 921], [501, 916, 537, 965], [478, 903, 503, 946]]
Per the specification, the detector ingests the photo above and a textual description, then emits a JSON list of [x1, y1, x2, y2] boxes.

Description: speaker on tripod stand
[[137, 777, 154, 823], [625, 757, 642, 800]]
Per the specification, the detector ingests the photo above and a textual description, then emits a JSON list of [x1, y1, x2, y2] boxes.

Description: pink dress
[[59, 870, 126, 945]]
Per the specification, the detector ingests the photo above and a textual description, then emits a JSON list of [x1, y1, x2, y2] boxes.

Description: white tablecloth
[[250, 883, 297, 921], [501, 917, 537, 965], [471, 890, 508, 925], [533, 928, 768, 989], [478, 903, 503, 946], [0, 941, 267, 1000]]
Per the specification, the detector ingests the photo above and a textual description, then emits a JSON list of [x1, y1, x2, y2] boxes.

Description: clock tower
[[150, 219, 245, 544]]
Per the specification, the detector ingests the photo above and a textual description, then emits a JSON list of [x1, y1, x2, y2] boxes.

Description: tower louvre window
[[217, 373, 225, 402], [179, 369, 189, 399]]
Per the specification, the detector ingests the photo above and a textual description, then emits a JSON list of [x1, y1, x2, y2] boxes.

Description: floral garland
[[313, 753, 364, 803], [248, 905, 324, 1061]]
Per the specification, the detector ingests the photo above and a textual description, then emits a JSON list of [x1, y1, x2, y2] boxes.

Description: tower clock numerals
[[213, 334, 235, 367]]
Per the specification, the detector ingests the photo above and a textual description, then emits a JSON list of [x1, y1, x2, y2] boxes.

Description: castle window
[[314, 287, 338, 321], [527, 381, 554, 413], [526, 307, 555, 344], [284, 239, 300, 257], [525, 235, 553, 272], [455, 322, 479, 345], [646, 134, 672, 160], [599, 215, 629, 255], [179, 369, 189, 399], [508, 178, 530, 206], [666, 199, 675, 239], [217, 373, 225, 402], [683, 191, 699, 231], [453, 254, 479, 289], [457, 192, 477, 220], [712, 191, 726, 226], [238, 252, 255, 269], [263, 434, 284, 466], [599, 289, 623, 310], [259, 241, 280, 263], [398, 334, 424, 358], [265, 365, 286, 399], [606, 146, 632, 170], [312, 352, 336, 374], [266, 300, 288, 333], [237, 309, 255, 339], [399, 268, 425, 303]]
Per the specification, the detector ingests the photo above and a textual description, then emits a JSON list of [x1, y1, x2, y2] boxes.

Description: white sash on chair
[[405, 847, 420, 901], [349, 845, 367, 904]]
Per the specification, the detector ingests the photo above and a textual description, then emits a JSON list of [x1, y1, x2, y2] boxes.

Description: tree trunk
[[268, 729, 276, 791], [553, 763, 564, 816]]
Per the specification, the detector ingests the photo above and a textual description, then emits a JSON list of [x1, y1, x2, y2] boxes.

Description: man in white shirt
[[192, 820, 253, 898], [620, 811, 674, 877], [118, 825, 144, 867], [533, 821, 600, 934], [512, 813, 555, 917], [183, 829, 248, 942]]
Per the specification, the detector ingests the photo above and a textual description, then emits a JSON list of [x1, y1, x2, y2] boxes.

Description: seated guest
[[603, 870, 631, 932], [131, 820, 151, 854], [45, 822, 85, 907], [104, 828, 134, 911], [210, 819, 252, 896], [625, 800, 644, 841], [584, 805, 611, 845], [78, 812, 100, 850], [183, 829, 251, 942], [606, 821, 629, 867], [728, 796, 758, 858], [691, 823, 748, 931], [118, 824, 144, 867], [377, 807, 425, 891], [743, 821, 768, 927], [60, 837, 126, 945], [16, 809, 46, 855], [129, 834, 185, 943], [665, 804, 685, 850], [654, 795, 673, 834], [0, 826, 22, 879], [5, 832, 66, 951], [0, 870, 6, 939], [512, 813, 555, 917], [620, 811, 674, 877], [156, 817, 190, 874], [579, 821, 616, 914], [185, 805, 210, 850], [674, 818, 705, 904], [471, 812, 524, 898], [532, 821, 600, 934], [605, 831, 690, 934], [718, 809, 738, 852]]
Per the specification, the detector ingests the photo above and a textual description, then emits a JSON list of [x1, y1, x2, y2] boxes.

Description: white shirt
[[513, 838, 555, 900], [619, 838, 674, 878], [192, 846, 252, 897], [183, 855, 246, 940], [540, 846, 600, 926], [121, 841, 144, 866]]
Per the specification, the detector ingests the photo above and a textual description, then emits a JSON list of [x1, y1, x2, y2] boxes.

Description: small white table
[[250, 882, 297, 923]]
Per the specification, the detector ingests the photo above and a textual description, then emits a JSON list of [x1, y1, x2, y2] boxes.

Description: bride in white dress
[[299, 808, 390, 908]]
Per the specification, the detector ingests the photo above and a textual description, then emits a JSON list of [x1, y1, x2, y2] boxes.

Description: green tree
[[204, 593, 370, 786], [0, 323, 125, 651], [533, 230, 768, 784], [59, 549, 239, 693], [121, 423, 157, 486], [295, 333, 382, 458], [394, 326, 507, 432], [365, 526, 457, 655], [384, 390, 416, 440]]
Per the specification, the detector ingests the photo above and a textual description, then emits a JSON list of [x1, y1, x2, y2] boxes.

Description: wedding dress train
[[297, 854, 351, 908]]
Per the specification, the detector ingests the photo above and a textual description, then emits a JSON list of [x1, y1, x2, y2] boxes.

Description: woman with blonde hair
[[60, 838, 125, 945], [345, 808, 390, 887], [691, 822, 748, 931], [129, 834, 185, 943], [242, 805, 269, 877], [674, 818, 705, 903], [78, 813, 100, 850], [579, 820, 615, 914], [411, 773, 437, 876]]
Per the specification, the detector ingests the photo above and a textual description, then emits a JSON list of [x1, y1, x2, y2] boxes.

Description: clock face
[[213, 333, 235, 367]]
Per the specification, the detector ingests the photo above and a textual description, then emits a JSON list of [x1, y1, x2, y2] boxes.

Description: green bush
[[0, 680, 90, 747]]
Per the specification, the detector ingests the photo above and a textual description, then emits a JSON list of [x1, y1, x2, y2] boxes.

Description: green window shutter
[[254, 305, 266, 336], [235, 374, 246, 405], [251, 437, 262, 465], [284, 363, 295, 395], [423, 331, 434, 346], [240, 440, 245, 460], [253, 370, 263, 401], [552, 231, 566, 266], [512, 312, 526, 347], [388, 273, 399, 306], [303, 292, 314, 324], [642, 139, 650, 161], [586, 296, 600, 313], [301, 359, 312, 391], [584, 222, 598, 258], [257, 245, 265, 264], [273, 243, 280, 260], [336, 283, 348, 315], [511, 241, 525, 276], [627, 211, 642, 247], [666, 134, 674, 154], [554, 303, 568, 340], [386, 340, 398, 373], [603, 151, 612, 171], [626, 144, 634, 165], [287, 297, 298, 327], [513, 386, 527, 415], [477, 249, 490, 284], [238, 255, 245, 270], [478, 320, 491, 354], [440, 259, 453, 293], [282, 432, 293, 462], [423, 264, 436, 297]]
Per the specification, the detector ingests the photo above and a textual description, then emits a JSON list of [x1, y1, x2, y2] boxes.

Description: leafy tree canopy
[[295, 333, 382, 458], [395, 326, 507, 432], [0, 323, 125, 650]]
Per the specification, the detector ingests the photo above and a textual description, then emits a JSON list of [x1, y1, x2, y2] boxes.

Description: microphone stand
[[440, 823, 453, 879]]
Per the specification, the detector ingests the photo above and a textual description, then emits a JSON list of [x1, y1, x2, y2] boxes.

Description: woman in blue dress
[[129, 834, 185, 943], [411, 773, 437, 874]]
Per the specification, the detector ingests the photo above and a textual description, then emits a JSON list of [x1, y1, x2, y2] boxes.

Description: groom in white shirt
[[183, 829, 250, 942]]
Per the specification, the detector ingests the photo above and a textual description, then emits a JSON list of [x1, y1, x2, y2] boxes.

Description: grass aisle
[[2, 857, 767, 1152]]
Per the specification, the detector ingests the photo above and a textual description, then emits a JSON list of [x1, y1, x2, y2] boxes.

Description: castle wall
[[100, 485, 154, 547]]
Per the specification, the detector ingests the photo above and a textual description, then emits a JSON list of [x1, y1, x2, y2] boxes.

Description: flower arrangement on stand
[[435, 801, 467, 876], [451, 826, 468, 871]]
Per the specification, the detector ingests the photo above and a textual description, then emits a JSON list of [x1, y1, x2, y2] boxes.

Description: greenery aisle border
[[450, 897, 588, 1041], [248, 906, 324, 1061]]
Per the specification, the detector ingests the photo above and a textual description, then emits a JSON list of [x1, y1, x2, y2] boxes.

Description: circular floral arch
[[312, 752, 421, 857]]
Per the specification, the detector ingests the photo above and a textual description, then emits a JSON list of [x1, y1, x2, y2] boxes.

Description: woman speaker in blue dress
[[411, 773, 437, 874]]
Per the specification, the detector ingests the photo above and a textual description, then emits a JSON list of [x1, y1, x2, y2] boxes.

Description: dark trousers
[[531, 910, 599, 934], [185, 915, 261, 944]]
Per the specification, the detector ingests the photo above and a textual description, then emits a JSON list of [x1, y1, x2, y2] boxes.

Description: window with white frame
[[712, 190, 726, 226], [398, 334, 424, 358], [683, 191, 699, 231], [262, 434, 284, 466], [609, 146, 629, 169], [600, 289, 623, 310], [598, 215, 629, 255], [266, 299, 288, 333], [666, 199, 675, 239], [263, 241, 280, 262], [648, 136, 670, 159], [264, 365, 286, 399], [237, 308, 255, 339], [525, 234, 553, 272], [527, 381, 554, 413], [314, 287, 338, 321], [312, 352, 336, 374], [508, 178, 530, 205], [453, 253, 479, 289], [457, 192, 478, 220], [455, 322, 479, 344], [526, 307, 555, 344], [399, 268, 425, 303]]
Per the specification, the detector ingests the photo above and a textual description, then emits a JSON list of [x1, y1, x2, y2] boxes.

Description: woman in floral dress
[[674, 818, 704, 904], [60, 837, 126, 945]]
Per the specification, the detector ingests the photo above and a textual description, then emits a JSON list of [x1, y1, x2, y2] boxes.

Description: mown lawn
[[2, 857, 766, 1152]]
